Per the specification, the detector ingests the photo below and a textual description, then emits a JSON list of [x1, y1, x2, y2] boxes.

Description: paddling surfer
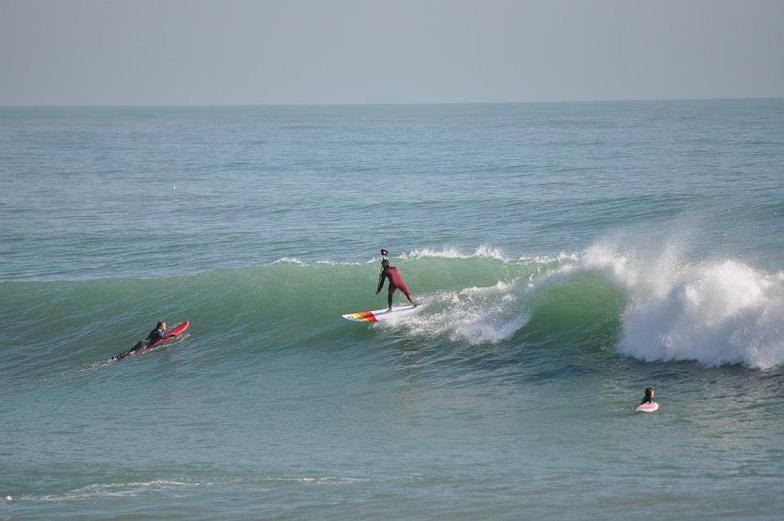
[[139, 320, 168, 350], [376, 258, 416, 311], [113, 320, 168, 360]]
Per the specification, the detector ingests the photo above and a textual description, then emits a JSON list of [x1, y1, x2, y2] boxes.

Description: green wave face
[[1, 255, 631, 379]]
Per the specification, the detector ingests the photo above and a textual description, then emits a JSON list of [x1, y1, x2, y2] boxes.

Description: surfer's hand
[[375, 290, 380, 295]]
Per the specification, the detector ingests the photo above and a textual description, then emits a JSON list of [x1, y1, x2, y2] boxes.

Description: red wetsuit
[[377, 266, 414, 303]]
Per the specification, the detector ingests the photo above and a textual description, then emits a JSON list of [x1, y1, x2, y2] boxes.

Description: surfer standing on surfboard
[[376, 255, 417, 311]]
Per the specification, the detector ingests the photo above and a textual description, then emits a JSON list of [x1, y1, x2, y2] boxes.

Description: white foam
[[581, 242, 784, 369], [368, 250, 581, 345], [379, 280, 529, 345], [267, 247, 580, 269], [518, 251, 579, 265], [400, 245, 508, 261], [24, 480, 199, 503], [315, 259, 367, 266], [265, 475, 371, 485], [271, 257, 306, 266]]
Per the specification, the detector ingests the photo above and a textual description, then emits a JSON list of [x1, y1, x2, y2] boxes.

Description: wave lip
[[271, 257, 306, 266], [400, 245, 508, 261], [583, 244, 784, 369]]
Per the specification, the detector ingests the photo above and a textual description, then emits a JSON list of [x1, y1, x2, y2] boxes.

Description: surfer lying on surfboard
[[132, 320, 168, 353], [111, 320, 191, 361], [376, 258, 417, 311], [111, 320, 167, 360]]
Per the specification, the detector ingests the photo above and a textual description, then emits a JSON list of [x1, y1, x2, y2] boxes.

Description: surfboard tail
[[341, 305, 418, 323], [342, 311, 379, 323]]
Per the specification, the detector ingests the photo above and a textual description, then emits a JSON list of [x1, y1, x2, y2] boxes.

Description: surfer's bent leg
[[398, 283, 414, 304], [387, 287, 396, 310]]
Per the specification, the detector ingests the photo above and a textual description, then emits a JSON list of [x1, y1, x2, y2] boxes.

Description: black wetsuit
[[133, 327, 165, 351], [111, 326, 166, 361], [640, 396, 653, 405]]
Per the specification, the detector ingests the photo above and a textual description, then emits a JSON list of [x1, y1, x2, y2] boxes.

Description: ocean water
[[1, 99, 784, 520]]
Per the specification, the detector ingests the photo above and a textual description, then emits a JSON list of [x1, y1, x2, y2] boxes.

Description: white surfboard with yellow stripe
[[342, 304, 418, 323]]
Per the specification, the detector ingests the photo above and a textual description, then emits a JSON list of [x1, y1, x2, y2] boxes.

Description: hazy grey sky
[[2, 0, 783, 105]]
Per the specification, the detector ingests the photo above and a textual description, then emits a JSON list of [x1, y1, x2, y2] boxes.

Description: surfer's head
[[644, 387, 654, 400], [157, 320, 167, 330], [381, 259, 390, 268]]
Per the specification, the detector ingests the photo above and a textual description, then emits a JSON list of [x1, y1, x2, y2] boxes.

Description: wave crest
[[582, 243, 784, 369], [400, 245, 508, 261]]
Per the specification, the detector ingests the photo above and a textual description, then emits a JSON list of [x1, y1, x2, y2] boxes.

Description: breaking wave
[[581, 242, 784, 369], [3, 242, 784, 380]]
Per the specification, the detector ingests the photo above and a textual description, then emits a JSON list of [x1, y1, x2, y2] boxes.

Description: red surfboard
[[111, 321, 190, 361]]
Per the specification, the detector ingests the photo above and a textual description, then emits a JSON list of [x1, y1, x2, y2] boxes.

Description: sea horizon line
[[1, 95, 782, 110]]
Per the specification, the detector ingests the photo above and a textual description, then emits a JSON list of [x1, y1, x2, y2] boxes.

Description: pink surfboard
[[636, 402, 659, 413]]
